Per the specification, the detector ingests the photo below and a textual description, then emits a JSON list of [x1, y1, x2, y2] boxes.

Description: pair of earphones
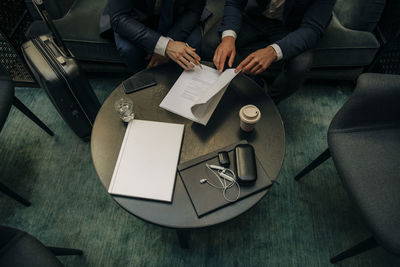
[[200, 164, 240, 202]]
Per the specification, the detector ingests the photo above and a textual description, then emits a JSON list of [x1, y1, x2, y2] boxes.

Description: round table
[[91, 63, 285, 245]]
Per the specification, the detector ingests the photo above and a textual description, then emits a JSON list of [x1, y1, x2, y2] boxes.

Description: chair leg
[[47, 246, 83, 256], [330, 237, 378, 263], [295, 148, 331, 181], [13, 97, 54, 136], [0, 182, 31, 206]]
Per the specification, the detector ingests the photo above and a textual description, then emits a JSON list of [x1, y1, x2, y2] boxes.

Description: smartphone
[[123, 72, 157, 94]]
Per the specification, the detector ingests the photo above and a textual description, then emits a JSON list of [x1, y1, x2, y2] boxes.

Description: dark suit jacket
[[100, 0, 205, 54], [219, 0, 336, 60]]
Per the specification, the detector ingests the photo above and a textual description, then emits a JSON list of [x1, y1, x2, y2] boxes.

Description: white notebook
[[108, 119, 184, 202], [159, 65, 238, 125]]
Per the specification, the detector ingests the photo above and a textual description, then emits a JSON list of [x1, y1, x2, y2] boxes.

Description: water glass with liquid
[[114, 97, 135, 122]]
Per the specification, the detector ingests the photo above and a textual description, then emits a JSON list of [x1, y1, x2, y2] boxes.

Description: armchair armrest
[[313, 14, 380, 68]]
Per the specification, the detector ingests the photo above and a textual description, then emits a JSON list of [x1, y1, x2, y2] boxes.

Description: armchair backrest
[[25, 0, 76, 20], [333, 0, 386, 32], [329, 73, 400, 132]]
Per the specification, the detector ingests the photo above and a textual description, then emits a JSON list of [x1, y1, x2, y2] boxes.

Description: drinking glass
[[114, 97, 134, 122]]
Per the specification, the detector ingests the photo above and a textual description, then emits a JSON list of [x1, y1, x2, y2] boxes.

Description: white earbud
[[219, 172, 235, 182], [207, 164, 225, 171], [201, 163, 241, 202]]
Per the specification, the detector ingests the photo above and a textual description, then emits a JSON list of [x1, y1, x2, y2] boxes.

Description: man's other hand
[[213, 36, 236, 73], [236, 46, 277, 75], [166, 41, 201, 70], [146, 54, 169, 69]]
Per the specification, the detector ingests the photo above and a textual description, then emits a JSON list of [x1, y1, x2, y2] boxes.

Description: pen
[[185, 43, 203, 69]]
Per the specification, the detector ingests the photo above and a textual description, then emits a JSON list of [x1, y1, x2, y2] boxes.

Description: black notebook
[[178, 141, 273, 217]]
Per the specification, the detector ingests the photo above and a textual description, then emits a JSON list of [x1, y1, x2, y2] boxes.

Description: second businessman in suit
[[202, 0, 336, 103], [101, 0, 206, 72]]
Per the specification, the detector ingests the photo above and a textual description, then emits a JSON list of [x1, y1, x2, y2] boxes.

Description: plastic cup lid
[[239, 105, 261, 124]]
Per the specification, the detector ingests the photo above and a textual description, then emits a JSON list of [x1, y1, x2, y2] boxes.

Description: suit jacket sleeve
[[167, 0, 206, 41], [109, 1, 161, 54], [218, 0, 248, 34], [276, 0, 336, 60]]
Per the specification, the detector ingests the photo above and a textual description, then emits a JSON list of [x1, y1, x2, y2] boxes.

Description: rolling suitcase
[[21, 0, 100, 140]]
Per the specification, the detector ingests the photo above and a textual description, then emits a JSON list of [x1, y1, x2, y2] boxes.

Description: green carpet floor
[[0, 77, 399, 267]]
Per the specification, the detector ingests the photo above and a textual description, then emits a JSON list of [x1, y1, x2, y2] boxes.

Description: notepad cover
[[178, 141, 273, 217], [109, 119, 184, 202]]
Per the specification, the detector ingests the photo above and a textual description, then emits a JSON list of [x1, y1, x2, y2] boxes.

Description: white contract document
[[108, 119, 184, 202], [159, 65, 239, 126]]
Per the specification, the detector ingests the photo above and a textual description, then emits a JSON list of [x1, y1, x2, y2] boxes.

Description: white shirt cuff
[[270, 43, 283, 61], [154, 36, 172, 56], [222, 30, 237, 40]]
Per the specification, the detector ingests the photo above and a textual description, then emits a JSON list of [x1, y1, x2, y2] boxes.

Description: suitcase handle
[[32, 0, 73, 58], [41, 36, 67, 65]]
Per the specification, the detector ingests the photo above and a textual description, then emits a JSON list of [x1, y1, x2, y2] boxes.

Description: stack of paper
[[108, 119, 184, 203], [160, 65, 238, 125]]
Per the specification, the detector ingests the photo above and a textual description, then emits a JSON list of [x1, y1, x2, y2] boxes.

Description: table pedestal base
[[176, 229, 190, 249]]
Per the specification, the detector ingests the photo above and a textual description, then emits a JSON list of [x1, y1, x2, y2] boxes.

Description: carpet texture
[[0, 77, 399, 267]]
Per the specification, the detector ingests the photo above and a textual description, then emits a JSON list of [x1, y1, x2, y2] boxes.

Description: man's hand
[[236, 46, 277, 75], [146, 54, 169, 69], [166, 41, 201, 70], [213, 36, 236, 73]]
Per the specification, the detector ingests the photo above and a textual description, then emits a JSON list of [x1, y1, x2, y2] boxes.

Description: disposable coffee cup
[[239, 105, 261, 132]]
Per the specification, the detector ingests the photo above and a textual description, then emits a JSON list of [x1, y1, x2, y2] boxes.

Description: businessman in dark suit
[[202, 0, 336, 103], [100, 0, 206, 72]]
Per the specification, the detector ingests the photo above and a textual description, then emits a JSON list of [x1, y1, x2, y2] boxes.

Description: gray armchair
[[294, 73, 400, 263], [0, 67, 53, 206], [0, 226, 82, 267]]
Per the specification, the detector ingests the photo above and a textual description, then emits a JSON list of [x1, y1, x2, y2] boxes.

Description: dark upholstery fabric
[[0, 69, 14, 132], [329, 73, 400, 130], [0, 226, 64, 267], [328, 73, 400, 256], [377, 0, 400, 42], [25, 0, 75, 20], [334, 0, 386, 32], [313, 14, 380, 68]]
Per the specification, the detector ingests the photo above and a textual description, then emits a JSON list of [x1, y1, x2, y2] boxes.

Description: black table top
[[91, 63, 285, 229]]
